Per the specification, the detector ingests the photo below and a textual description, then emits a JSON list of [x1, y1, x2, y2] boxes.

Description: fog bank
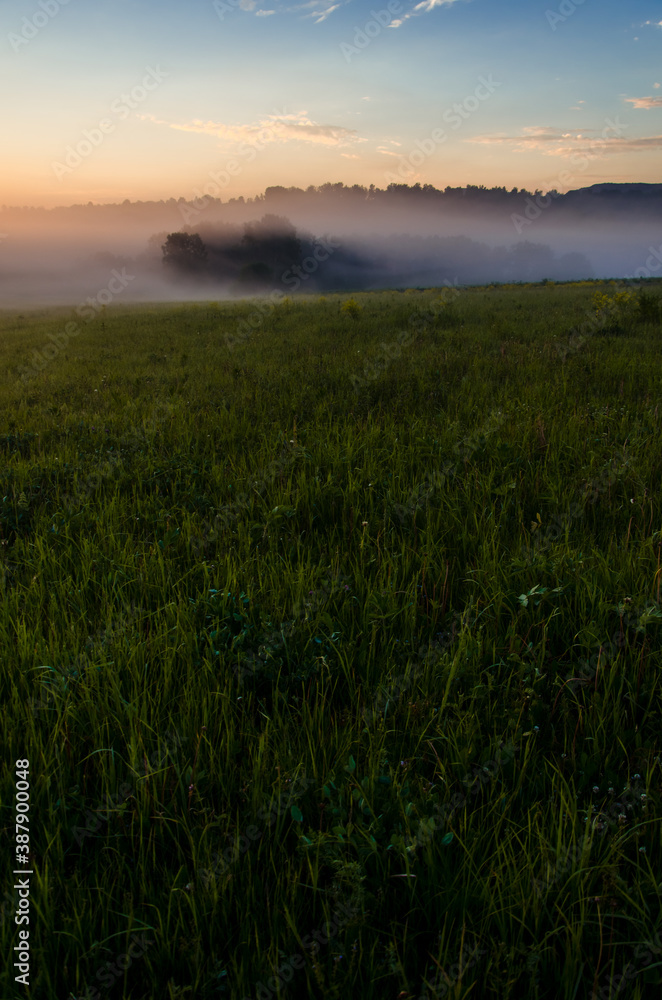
[[1, 182, 661, 307]]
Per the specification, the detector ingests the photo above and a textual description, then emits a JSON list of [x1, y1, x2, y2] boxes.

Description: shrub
[[341, 298, 363, 319], [636, 290, 661, 324], [591, 288, 637, 334]]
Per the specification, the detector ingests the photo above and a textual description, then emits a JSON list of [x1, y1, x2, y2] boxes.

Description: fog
[[1, 183, 661, 307]]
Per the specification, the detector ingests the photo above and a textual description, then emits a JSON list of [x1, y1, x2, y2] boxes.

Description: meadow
[[1, 279, 661, 1000]]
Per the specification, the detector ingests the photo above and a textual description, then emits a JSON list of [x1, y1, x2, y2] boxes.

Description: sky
[[1, 0, 661, 208]]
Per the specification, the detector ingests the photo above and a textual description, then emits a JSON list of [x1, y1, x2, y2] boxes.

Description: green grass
[[1, 280, 661, 1000]]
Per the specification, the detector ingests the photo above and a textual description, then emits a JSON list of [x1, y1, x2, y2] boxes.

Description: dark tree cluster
[[157, 218, 593, 291], [162, 232, 208, 274], [160, 214, 302, 288]]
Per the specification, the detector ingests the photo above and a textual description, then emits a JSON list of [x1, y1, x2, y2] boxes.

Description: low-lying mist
[[1, 182, 661, 307]]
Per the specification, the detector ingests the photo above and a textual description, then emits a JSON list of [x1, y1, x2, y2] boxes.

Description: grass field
[[1, 279, 661, 1000]]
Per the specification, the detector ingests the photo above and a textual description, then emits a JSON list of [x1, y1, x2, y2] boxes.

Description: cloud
[[625, 96, 662, 109], [311, 3, 340, 22], [224, 0, 349, 20], [643, 20, 662, 28], [609, 135, 662, 151], [294, 0, 350, 19], [469, 125, 580, 149], [376, 139, 404, 156], [138, 111, 361, 147], [390, 0, 464, 29], [468, 125, 662, 156]]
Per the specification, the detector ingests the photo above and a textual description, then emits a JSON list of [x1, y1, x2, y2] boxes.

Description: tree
[[162, 232, 208, 274], [240, 215, 301, 278]]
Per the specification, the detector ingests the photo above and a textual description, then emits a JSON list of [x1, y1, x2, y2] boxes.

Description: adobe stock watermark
[[30, 601, 148, 721], [390, 407, 505, 526], [546, 0, 586, 32], [522, 445, 635, 563], [191, 440, 304, 557], [8, 0, 72, 53], [397, 743, 515, 864], [559, 598, 661, 702], [531, 776, 650, 901], [223, 236, 340, 353], [384, 76, 501, 184], [16, 268, 135, 383], [72, 729, 186, 847], [67, 932, 154, 1000], [235, 570, 352, 686], [242, 901, 359, 1000], [58, 400, 175, 510], [211, 0, 260, 22], [363, 607, 480, 731], [417, 940, 487, 999], [589, 933, 662, 1000], [178, 107, 288, 226], [199, 773, 316, 886], [51, 67, 169, 179], [340, 2, 403, 62], [553, 242, 662, 362], [511, 116, 627, 235], [349, 281, 462, 393]]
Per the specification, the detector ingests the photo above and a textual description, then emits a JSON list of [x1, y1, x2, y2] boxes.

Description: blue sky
[[1, 0, 661, 206]]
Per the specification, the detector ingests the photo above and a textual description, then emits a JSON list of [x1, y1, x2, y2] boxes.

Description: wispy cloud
[[289, 0, 350, 20], [310, 3, 340, 22], [223, 0, 349, 20], [138, 110, 361, 146], [376, 138, 404, 156], [226, 0, 465, 22], [468, 125, 662, 155], [391, 0, 464, 29], [625, 96, 662, 109], [469, 125, 590, 151]]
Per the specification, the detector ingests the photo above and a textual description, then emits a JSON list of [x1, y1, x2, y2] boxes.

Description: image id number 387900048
[[14, 758, 32, 987]]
